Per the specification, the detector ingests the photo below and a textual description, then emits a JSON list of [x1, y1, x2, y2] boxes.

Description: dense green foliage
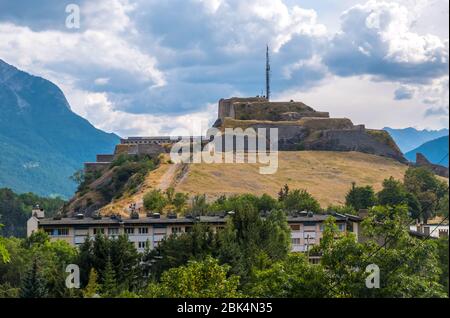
[[99, 154, 158, 202], [0, 169, 448, 298], [67, 154, 160, 213], [0, 188, 65, 237], [345, 182, 377, 210], [404, 167, 448, 222], [145, 257, 241, 298]]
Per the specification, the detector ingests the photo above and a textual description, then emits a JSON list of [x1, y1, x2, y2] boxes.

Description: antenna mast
[[265, 45, 271, 101]]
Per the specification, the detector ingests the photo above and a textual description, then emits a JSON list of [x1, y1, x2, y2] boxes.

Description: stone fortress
[[85, 47, 408, 173], [85, 94, 407, 175], [212, 96, 406, 162]]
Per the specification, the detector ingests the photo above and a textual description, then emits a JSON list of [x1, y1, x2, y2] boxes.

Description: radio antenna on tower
[[266, 45, 271, 101]]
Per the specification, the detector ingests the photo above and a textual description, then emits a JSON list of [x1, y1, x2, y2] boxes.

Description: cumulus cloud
[[0, 0, 448, 134], [323, 0, 448, 83], [394, 85, 415, 100], [65, 88, 216, 137]]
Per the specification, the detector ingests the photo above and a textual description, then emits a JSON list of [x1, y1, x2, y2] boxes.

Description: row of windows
[[292, 238, 318, 246], [291, 223, 346, 232], [124, 227, 149, 234], [137, 241, 149, 249], [47, 224, 345, 238], [45, 228, 69, 236]]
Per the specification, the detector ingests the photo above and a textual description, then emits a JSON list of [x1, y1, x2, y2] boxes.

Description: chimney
[[32, 204, 45, 219], [358, 209, 369, 219]]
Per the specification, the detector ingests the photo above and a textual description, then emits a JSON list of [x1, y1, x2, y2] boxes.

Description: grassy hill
[[100, 151, 410, 215]]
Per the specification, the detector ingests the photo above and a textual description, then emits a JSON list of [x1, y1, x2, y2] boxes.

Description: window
[[338, 224, 345, 232], [319, 224, 325, 232], [108, 228, 119, 235], [93, 228, 104, 235], [138, 227, 149, 234], [138, 241, 148, 249], [171, 227, 182, 234], [125, 227, 134, 235], [185, 226, 193, 233], [290, 224, 300, 231], [291, 238, 301, 245], [49, 228, 68, 236]]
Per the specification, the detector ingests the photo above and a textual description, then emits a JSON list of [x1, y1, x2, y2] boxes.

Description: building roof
[[37, 213, 349, 227], [38, 215, 227, 226]]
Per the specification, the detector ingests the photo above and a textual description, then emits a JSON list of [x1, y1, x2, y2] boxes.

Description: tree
[[108, 235, 141, 290], [404, 167, 448, 223], [377, 177, 408, 206], [101, 256, 117, 297], [0, 225, 10, 263], [70, 169, 85, 185], [143, 224, 218, 280], [77, 234, 141, 292], [22, 230, 49, 249], [144, 257, 241, 298], [83, 268, 100, 298], [173, 192, 188, 213], [278, 184, 289, 201], [191, 194, 208, 216], [377, 177, 421, 219], [217, 197, 291, 285], [249, 253, 329, 298], [436, 237, 449, 296], [345, 182, 377, 210], [0, 241, 9, 264], [143, 190, 167, 213], [437, 193, 449, 218], [283, 189, 321, 212], [165, 187, 175, 204], [77, 236, 94, 286], [357, 205, 446, 297], [20, 259, 48, 298], [257, 194, 278, 212]]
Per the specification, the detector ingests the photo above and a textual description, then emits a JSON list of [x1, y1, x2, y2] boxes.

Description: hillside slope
[[405, 135, 449, 167], [0, 59, 119, 197], [100, 151, 409, 215]]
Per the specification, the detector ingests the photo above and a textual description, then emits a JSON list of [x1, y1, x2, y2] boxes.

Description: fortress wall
[[96, 154, 114, 163], [84, 162, 110, 174], [218, 97, 266, 120], [296, 118, 354, 130], [313, 130, 406, 162], [136, 143, 166, 155], [114, 144, 132, 155], [233, 102, 329, 121]]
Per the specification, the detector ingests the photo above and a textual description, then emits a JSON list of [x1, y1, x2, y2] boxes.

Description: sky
[[0, 0, 448, 137]]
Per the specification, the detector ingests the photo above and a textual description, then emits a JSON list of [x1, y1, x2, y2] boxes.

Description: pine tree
[[83, 268, 100, 298], [101, 256, 117, 297], [20, 259, 48, 298]]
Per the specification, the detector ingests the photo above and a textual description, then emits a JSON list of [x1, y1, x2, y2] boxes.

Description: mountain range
[[405, 135, 449, 167], [383, 127, 449, 153], [0, 59, 119, 198]]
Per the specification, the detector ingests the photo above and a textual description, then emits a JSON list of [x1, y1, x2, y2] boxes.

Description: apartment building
[[27, 209, 360, 254]]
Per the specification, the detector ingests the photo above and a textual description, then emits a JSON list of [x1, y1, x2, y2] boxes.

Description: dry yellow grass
[[100, 151, 412, 215], [175, 151, 408, 207], [100, 155, 174, 215]]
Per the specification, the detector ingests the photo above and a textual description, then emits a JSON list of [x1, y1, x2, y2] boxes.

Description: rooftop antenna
[[265, 44, 271, 101]]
